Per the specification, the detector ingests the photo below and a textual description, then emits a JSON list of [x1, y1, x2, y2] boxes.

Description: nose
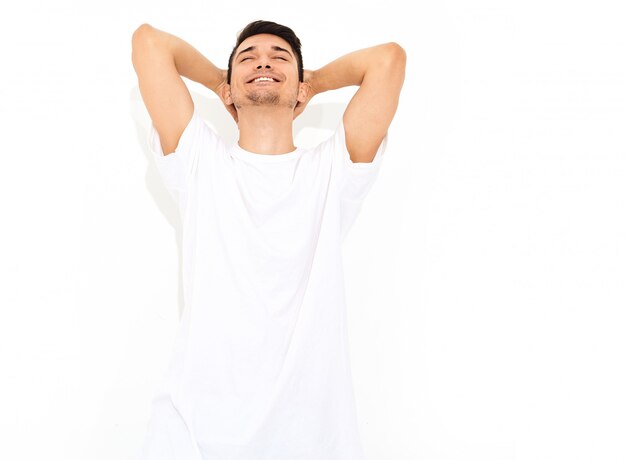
[[256, 64, 271, 69]]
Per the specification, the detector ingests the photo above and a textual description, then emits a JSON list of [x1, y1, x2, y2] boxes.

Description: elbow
[[132, 23, 159, 66], [385, 42, 407, 66], [132, 23, 155, 49], [380, 42, 406, 80]]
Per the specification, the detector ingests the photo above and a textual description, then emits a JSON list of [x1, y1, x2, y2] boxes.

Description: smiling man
[[231, 41, 293, 106], [132, 20, 405, 460]]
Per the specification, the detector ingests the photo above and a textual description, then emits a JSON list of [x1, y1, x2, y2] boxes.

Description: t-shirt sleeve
[[326, 119, 388, 239], [147, 109, 221, 209]]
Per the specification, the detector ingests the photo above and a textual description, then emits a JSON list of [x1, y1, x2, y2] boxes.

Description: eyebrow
[[236, 45, 293, 60]]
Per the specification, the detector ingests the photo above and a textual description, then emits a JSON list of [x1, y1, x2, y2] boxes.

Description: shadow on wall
[[128, 86, 345, 317]]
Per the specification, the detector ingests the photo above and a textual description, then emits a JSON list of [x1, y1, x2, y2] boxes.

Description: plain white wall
[[1, 0, 625, 459]]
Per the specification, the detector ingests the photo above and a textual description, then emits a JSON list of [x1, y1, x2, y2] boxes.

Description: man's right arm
[[131, 24, 228, 155]]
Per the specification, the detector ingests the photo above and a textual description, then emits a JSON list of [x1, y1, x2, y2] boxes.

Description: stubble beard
[[246, 90, 281, 105], [234, 88, 297, 110]]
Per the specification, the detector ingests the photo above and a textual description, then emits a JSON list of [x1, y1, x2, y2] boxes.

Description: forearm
[[132, 24, 224, 94], [309, 42, 405, 95]]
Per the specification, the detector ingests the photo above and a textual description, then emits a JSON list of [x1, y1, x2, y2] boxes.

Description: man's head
[[222, 20, 307, 116], [227, 20, 304, 84]]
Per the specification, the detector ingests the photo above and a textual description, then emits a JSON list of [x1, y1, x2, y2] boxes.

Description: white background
[[1, 0, 625, 459]]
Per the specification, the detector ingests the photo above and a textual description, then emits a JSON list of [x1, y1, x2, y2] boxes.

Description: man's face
[[226, 34, 303, 112]]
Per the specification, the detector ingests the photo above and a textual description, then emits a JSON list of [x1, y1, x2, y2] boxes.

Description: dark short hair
[[227, 20, 303, 84]]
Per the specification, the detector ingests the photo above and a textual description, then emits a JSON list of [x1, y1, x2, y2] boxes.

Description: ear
[[297, 81, 310, 103], [221, 83, 233, 105]]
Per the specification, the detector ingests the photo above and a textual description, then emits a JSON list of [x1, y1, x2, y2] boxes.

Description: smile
[[247, 76, 280, 83]]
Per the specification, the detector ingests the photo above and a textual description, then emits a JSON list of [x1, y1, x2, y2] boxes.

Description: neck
[[236, 106, 296, 155]]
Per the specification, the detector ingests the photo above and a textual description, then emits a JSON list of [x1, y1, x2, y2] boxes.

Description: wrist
[[206, 68, 227, 95], [306, 69, 323, 97]]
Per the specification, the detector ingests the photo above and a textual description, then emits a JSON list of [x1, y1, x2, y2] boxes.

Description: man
[[132, 20, 405, 460]]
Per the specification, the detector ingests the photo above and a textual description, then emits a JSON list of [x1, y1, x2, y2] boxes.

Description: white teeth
[[253, 77, 275, 82]]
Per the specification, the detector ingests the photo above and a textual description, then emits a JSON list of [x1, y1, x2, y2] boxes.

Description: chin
[[244, 91, 282, 105]]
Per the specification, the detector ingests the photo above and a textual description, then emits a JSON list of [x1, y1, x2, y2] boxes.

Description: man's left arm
[[303, 43, 406, 163]]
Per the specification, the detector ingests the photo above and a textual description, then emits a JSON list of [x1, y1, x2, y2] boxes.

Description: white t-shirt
[[141, 109, 387, 460]]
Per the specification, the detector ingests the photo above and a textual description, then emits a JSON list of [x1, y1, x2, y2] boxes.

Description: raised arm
[[131, 24, 233, 155], [306, 43, 406, 163]]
